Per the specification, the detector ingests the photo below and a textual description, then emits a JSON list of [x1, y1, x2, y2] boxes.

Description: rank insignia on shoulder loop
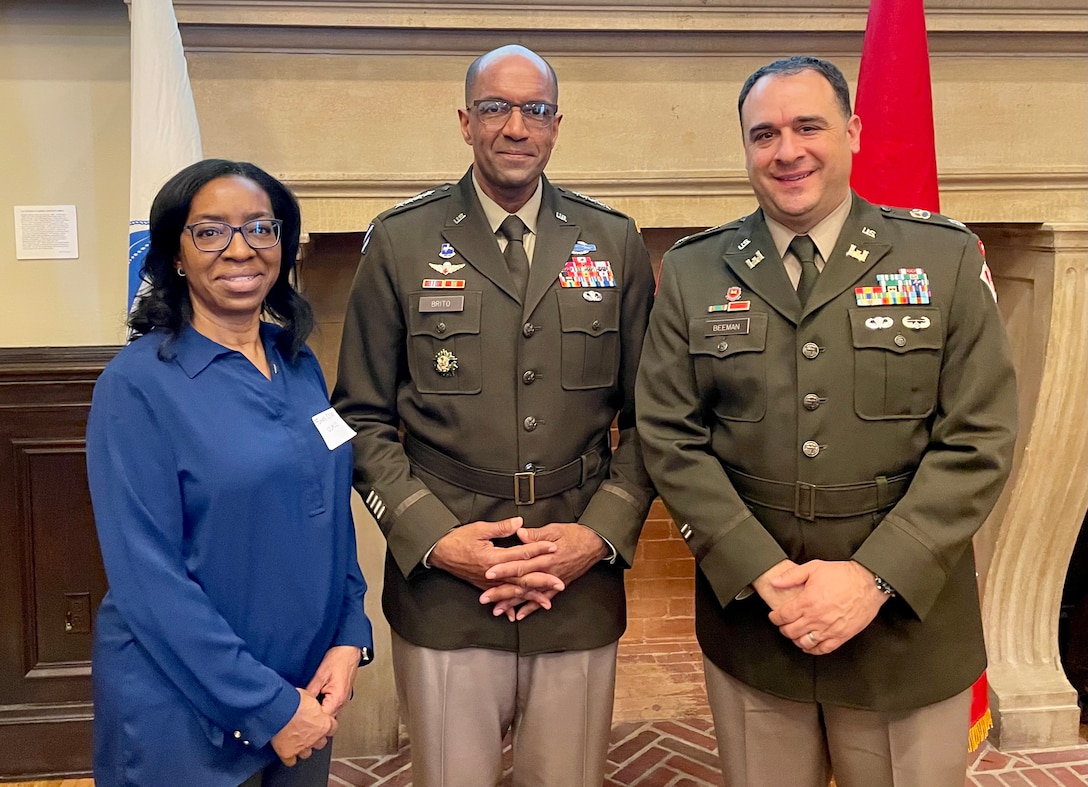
[[571, 240, 597, 254], [846, 244, 870, 263], [745, 250, 764, 269], [438, 243, 456, 259], [434, 349, 458, 377], [422, 278, 466, 288], [429, 261, 466, 275], [861, 227, 877, 238]]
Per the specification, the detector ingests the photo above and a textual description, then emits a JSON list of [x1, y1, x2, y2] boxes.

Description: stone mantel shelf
[[281, 168, 1085, 195], [280, 169, 1087, 230], [170, 1, 1088, 36]]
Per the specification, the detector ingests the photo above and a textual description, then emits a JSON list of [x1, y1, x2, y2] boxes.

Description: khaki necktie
[[790, 234, 819, 306], [499, 215, 529, 300]]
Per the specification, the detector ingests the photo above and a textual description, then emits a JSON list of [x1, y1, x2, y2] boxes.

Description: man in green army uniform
[[333, 45, 655, 786], [636, 56, 1018, 787]]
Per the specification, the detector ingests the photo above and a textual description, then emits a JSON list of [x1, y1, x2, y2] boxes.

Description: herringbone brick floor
[[326, 717, 1088, 787]]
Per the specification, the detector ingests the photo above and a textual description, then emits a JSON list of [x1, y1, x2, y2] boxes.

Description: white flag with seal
[[128, 0, 202, 309]]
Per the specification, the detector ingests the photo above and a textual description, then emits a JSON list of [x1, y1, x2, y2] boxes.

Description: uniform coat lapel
[[722, 212, 801, 326], [525, 177, 579, 316], [439, 171, 520, 302], [803, 195, 893, 316]]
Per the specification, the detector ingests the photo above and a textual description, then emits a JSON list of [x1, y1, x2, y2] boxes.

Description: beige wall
[[2, 1, 1084, 348], [0, 0, 131, 347]]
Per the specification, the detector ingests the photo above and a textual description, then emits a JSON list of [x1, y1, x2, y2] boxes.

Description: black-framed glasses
[[184, 219, 283, 252], [470, 99, 559, 125]]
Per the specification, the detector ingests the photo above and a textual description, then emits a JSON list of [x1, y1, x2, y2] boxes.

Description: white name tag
[[311, 407, 356, 450]]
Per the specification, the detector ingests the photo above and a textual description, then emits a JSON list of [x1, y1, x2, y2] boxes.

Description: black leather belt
[[725, 467, 913, 522], [404, 433, 606, 505]]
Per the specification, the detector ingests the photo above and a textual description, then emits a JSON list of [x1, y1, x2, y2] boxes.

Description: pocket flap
[[557, 289, 619, 335], [849, 308, 942, 353], [689, 313, 768, 358], [408, 291, 481, 339]]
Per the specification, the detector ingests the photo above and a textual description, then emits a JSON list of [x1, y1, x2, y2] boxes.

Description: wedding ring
[[807, 632, 818, 645]]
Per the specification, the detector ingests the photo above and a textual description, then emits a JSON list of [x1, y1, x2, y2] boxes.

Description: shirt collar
[[471, 171, 543, 237], [172, 322, 289, 379], [766, 192, 854, 262]]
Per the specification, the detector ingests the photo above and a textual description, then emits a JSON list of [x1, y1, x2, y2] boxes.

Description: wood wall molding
[[0, 346, 118, 780]]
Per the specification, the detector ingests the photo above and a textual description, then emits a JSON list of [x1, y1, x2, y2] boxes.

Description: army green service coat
[[333, 170, 656, 655], [635, 194, 1017, 710]]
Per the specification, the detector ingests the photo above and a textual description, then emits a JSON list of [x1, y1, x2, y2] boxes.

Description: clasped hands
[[428, 516, 608, 621], [270, 644, 362, 766], [754, 559, 890, 656]]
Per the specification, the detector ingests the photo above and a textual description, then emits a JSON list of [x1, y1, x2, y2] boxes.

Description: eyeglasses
[[183, 219, 283, 252], [470, 99, 559, 126]]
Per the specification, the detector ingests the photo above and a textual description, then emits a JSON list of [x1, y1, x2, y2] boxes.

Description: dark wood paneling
[[0, 347, 117, 780]]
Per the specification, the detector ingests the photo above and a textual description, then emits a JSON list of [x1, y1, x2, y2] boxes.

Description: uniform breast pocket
[[407, 291, 482, 394], [689, 313, 768, 422], [557, 289, 620, 390], [850, 308, 943, 419]]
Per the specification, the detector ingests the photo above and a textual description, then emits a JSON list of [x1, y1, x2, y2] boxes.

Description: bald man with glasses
[[333, 45, 655, 787]]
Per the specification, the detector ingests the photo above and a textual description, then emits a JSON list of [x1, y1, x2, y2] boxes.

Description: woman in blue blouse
[[86, 159, 373, 786]]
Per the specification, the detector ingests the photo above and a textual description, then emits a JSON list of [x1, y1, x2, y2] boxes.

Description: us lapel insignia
[[452, 212, 467, 225], [861, 227, 876, 238], [737, 238, 751, 250], [555, 211, 567, 222]]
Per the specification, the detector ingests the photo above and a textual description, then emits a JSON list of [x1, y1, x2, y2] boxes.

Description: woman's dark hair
[[128, 158, 313, 362]]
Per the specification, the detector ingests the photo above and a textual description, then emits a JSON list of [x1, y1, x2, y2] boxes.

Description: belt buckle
[[514, 472, 536, 505], [794, 482, 816, 521]]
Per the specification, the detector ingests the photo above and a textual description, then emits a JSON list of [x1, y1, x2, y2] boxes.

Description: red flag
[[851, 0, 992, 752], [851, 0, 940, 212]]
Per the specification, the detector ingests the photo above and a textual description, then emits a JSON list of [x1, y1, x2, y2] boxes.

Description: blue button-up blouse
[[86, 324, 372, 786]]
